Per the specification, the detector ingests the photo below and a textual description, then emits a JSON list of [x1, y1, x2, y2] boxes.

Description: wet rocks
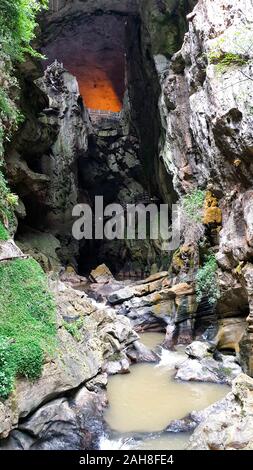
[[185, 341, 213, 360], [0, 387, 107, 450], [107, 277, 196, 335], [187, 374, 253, 450], [103, 352, 131, 376], [127, 341, 160, 364], [90, 264, 114, 284], [175, 352, 242, 385]]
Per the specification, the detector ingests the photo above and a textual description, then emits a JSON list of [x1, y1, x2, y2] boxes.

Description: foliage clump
[[0, 221, 9, 241], [0, 0, 48, 155], [63, 319, 84, 342], [0, 168, 18, 234], [208, 50, 248, 72], [0, 258, 56, 399], [182, 190, 206, 223], [196, 254, 220, 305]]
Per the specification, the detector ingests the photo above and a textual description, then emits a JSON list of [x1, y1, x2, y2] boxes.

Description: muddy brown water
[[103, 333, 230, 449]]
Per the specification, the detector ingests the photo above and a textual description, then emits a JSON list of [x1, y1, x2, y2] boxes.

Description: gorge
[[0, 0, 253, 452]]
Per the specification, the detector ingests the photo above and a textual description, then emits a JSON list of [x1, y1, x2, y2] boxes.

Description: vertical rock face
[[159, 0, 253, 195], [155, 0, 253, 371], [36, 62, 90, 265]]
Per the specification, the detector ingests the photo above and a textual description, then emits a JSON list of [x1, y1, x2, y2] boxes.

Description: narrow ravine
[[1, 0, 253, 454]]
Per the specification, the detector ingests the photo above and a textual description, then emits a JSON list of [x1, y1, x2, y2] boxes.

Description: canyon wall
[[151, 0, 253, 370], [3, 0, 253, 371]]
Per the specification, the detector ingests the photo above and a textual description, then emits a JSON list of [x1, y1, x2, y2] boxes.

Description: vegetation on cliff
[[0, 0, 48, 156], [0, 1, 57, 400], [0, 258, 56, 399], [196, 254, 220, 305]]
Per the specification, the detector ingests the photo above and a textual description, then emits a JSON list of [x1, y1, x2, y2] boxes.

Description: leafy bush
[[182, 190, 206, 223], [208, 50, 248, 72], [0, 337, 15, 399], [0, 0, 48, 156], [0, 0, 48, 61], [63, 319, 84, 342], [0, 258, 56, 399], [0, 221, 9, 241], [0, 168, 18, 232], [196, 254, 220, 305]]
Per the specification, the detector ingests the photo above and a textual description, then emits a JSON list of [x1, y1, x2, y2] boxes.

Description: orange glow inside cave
[[43, 15, 126, 113], [67, 65, 123, 112]]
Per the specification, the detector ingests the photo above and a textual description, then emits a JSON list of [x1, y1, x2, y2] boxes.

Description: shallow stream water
[[101, 333, 229, 450]]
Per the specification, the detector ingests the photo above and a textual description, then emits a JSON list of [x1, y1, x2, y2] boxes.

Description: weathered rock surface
[[155, 0, 252, 369], [188, 374, 253, 450], [16, 229, 61, 271], [176, 353, 242, 385], [90, 264, 114, 284], [185, 341, 213, 360], [0, 387, 107, 450], [0, 278, 137, 439], [0, 240, 25, 261]]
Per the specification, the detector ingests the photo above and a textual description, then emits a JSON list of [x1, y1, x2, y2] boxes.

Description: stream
[[101, 333, 229, 450]]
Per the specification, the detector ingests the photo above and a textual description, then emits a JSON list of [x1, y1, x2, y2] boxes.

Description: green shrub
[[0, 337, 15, 399], [13, 338, 43, 380], [0, 258, 56, 399], [0, 1, 48, 157], [182, 190, 206, 222], [0, 221, 9, 241], [208, 50, 248, 72], [196, 254, 220, 305], [63, 319, 83, 342], [0, 0, 48, 62], [0, 168, 18, 232]]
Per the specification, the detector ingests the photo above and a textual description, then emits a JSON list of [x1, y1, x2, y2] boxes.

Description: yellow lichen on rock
[[233, 158, 242, 167], [202, 191, 222, 225]]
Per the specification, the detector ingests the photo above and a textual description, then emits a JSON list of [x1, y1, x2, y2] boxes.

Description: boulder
[[185, 341, 213, 360], [175, 354, 242, 385], [0, 240, 25, 261], [127, 341, 159, 363], [103, 352, 131, 375], [90, 264, 114, 284], [188, 374, 253, 450]]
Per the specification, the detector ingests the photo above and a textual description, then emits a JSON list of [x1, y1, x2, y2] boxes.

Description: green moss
[[0, 221, 9, 241], [0, 258, 56, 399], [63, 319, 84, 342], [196, 254, 220, 305], [208, 50, 248, 72], [182, 190, 206, 222]]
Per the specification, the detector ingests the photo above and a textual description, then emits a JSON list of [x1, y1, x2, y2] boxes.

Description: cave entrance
[[42, 14, 126, 112]]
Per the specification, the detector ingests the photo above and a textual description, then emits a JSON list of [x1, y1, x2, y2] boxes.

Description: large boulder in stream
[[175, 352, 242, 385], [187, 374, 253, 450]]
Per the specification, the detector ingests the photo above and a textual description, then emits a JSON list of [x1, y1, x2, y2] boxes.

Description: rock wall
[[3, 0, 253, 370], [155, 0, 253, 371]]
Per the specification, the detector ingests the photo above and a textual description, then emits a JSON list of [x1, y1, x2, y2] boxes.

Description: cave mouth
[[42, 13, 126, 112]]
